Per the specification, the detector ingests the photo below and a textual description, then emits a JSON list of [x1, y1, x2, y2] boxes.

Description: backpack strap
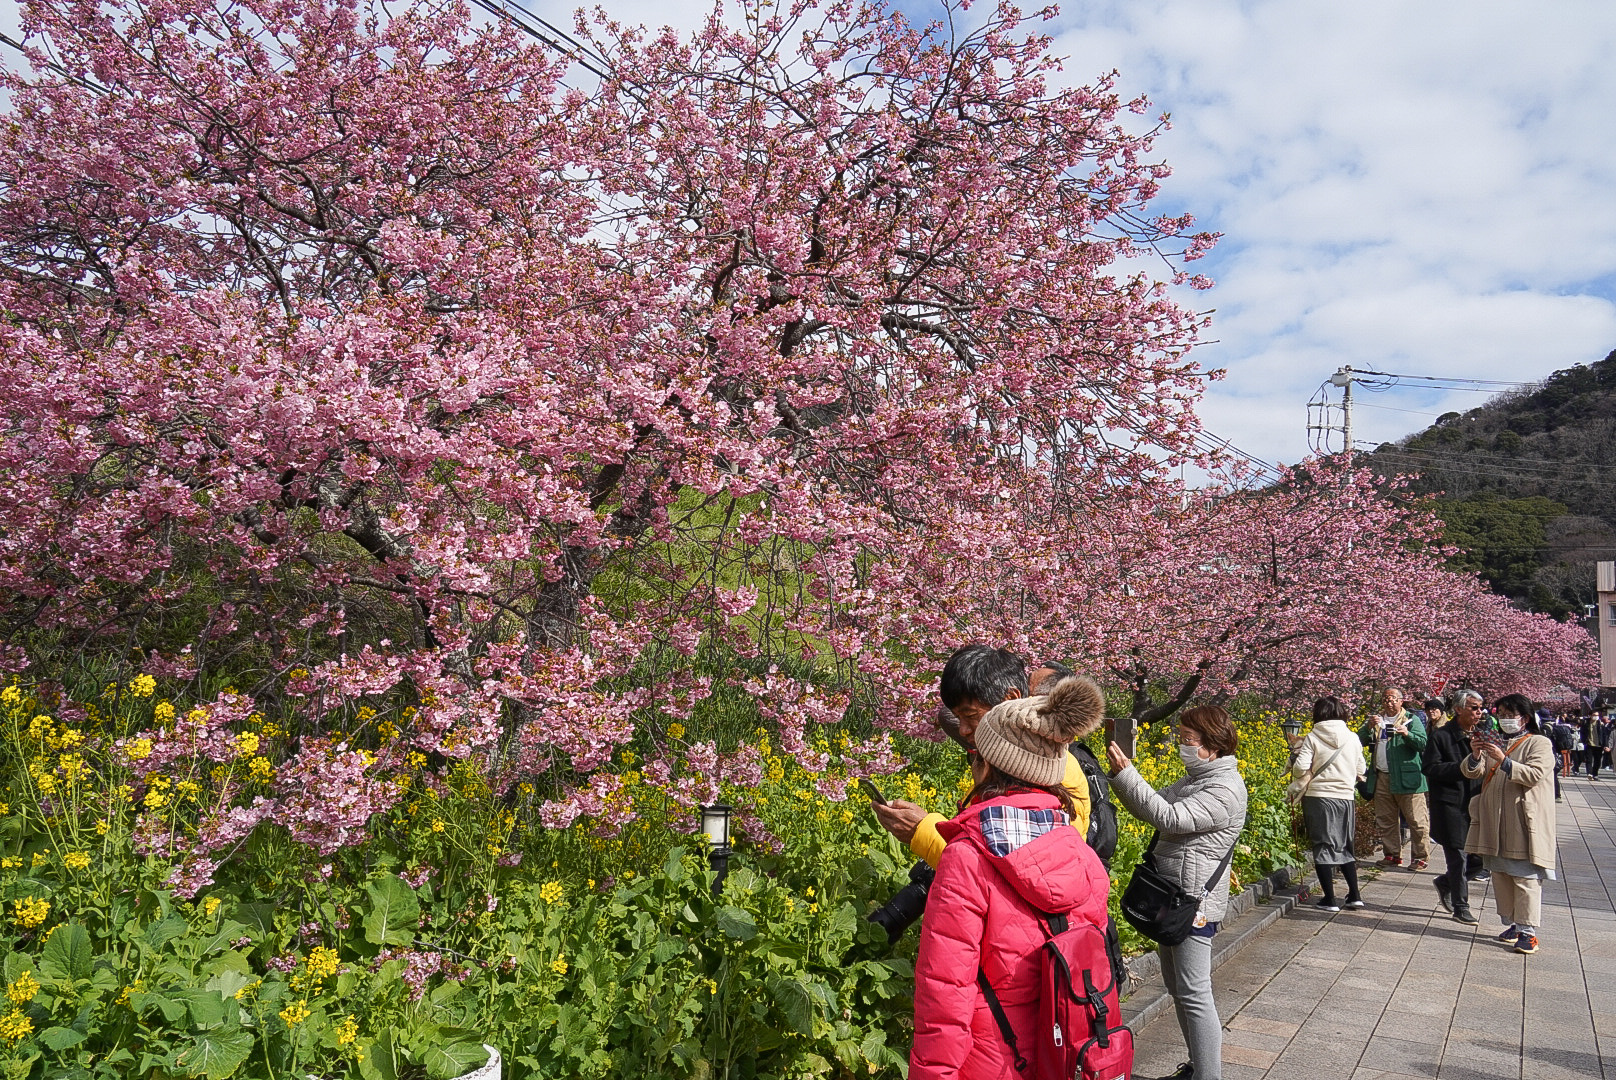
[[976, 970, 1029, 1074]]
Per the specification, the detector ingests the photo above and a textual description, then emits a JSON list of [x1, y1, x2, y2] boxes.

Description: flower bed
[[0, 677, 1301, 1078]]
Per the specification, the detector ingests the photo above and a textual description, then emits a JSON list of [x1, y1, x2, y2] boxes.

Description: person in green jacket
[[1358, 686, 1431, 869]]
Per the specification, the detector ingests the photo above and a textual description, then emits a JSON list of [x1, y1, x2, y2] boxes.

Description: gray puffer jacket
[[1112, 755, 1248, 923]]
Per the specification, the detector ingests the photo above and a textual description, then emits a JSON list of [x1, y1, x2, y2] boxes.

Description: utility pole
[[1306, 366, 1357, 457], [1330, 366, 1355, 458]]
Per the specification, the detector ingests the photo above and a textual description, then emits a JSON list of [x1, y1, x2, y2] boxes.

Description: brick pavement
[[1130, 771, 1616, 1079]]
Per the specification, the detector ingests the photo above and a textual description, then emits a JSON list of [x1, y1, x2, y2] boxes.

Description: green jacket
[[1358, 711, 1429, 795]]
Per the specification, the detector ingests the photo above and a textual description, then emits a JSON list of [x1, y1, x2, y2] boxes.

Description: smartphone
[[857, 778, 888, 806]]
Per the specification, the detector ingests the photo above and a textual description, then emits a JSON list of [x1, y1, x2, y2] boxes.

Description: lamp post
[[1280, 716, 1303, 741], [700, 803, 733, 896]]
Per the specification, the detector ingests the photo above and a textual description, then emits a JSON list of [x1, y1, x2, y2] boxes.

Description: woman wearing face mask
[[1108, 708, 1248, 1080], [1462, 693, 1556, 955]]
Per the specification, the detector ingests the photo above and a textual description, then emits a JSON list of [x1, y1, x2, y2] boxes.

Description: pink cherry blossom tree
[[0, 0, 1217, 803]]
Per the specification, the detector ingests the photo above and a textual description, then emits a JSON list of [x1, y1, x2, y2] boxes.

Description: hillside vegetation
[[1369, 350, 1616, 618]]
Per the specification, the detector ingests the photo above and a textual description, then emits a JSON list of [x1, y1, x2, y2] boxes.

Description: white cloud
[[1050, 0, 1616, 465]]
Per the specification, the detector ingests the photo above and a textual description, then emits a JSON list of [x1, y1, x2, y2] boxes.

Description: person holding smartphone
[[872, 646, 1091, 866], [1357, 687, 1430, 869], [1462, 694, 1556, 954]]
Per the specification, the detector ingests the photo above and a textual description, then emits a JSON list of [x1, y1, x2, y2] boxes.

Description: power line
[[1350, 369, 1530, 389]]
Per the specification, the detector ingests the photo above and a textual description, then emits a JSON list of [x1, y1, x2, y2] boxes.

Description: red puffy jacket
[[910, 791, 1111, 1080]]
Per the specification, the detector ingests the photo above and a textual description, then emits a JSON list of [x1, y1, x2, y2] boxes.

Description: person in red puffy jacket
[[911, 675, 1111, 1080]]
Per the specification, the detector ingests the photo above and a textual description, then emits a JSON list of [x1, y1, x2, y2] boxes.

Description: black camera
[[867, 860, 935, 942]]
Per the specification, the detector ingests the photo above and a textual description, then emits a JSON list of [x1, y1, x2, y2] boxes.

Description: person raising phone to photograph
[[1462, 693, 1556, 955]]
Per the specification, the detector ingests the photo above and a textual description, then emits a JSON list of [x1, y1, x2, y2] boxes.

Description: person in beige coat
[[1462, 693, 1556, 954]]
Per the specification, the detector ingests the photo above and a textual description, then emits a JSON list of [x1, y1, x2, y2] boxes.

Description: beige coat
[[1462, 732, 1556, 870]]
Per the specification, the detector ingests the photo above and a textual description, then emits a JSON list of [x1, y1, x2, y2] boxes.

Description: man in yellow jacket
[[874, 647, 1091, 867]]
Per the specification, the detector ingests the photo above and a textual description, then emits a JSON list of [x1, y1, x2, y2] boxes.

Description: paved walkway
[[1132, 771, 1616, 1079]]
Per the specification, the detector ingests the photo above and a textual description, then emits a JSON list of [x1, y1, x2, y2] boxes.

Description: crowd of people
[[1289, 687, 1562, 952], [873, 646, 1579, 1080]]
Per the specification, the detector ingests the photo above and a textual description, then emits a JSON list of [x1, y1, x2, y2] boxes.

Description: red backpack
[[977, 909, 1134, 1080]]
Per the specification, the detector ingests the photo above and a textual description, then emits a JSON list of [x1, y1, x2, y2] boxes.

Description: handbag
[[1285, 743, 1347, 806], [1120, 831, 1238, 948]]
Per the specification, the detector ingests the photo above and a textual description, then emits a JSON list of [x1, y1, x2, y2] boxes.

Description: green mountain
[[1366, 349, 1616, 618]]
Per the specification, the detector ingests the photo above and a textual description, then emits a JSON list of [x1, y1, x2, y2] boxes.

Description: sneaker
[[1376, 856, 1402, 867], [1453, 908, 1479, 925], [1496, 924, 1519, 942], [1434, 878, 1453, 913], [1410, 859, 1429, 871], [1513, 932, 1539, 954], [1315, 898, 1342, 913], [1345, 898, 1366, 909], [1467, 870, 1492, 882]]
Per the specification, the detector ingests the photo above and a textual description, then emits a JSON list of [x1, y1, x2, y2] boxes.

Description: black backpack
[[1069, 741, 1118, 869], [1552, 724, 1576, 752]]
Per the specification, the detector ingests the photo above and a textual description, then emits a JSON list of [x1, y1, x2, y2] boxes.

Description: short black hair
[[939, 645, 1027, 709], [1493, 693, 1538, 730], [1312, 696, 1351, 723], [1423, 699, 1444, 714]]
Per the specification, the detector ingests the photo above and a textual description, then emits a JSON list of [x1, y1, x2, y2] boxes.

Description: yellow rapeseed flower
[[279, 999, 310, 1025], [667, 722, 686, 739], [6, 971, 38, 1005], [126, 738, 153, 761], [306, 946, 340, 981], [335, 1015, 359, 1046], [63, 851, 90, 872], [0, 1008, 31, 1042], [538, 881, 563, 904], [203, 897, 221, 918], [248, 757, 275, 783], [12, 897, 49, 929], [154, 701, 175, 724], [550, 956, 568, 975], [0, 687, 18, 707], [128, 674, 156, 698]]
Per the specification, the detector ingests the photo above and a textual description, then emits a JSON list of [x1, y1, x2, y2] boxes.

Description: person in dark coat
[[1422, 690, 1484, 923]]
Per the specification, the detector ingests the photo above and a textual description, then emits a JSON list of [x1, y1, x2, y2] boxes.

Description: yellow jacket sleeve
[[909, 813, 949, 869], [1063, 753, 1092, 840], [910, 754, 1093, 869]]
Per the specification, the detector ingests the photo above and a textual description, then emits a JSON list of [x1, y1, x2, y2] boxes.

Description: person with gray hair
[[1421, 690, 1484, 923]]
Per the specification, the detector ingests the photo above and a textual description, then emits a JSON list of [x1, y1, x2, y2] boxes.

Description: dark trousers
[[1553, 758, 1562, 798], [1441, 844, 1481, 911], [1588, 746, 1604, 777]]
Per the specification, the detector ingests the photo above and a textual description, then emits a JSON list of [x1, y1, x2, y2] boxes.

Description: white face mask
[[1179, 744, 1204, 767], [1498, 717, 1522, 735]]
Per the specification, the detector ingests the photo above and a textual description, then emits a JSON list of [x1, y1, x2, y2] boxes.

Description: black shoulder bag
[[1120, 830, 1238, 948]]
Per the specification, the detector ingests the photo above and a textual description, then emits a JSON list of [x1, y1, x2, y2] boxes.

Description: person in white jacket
[[1291, 697, 1370, 912]]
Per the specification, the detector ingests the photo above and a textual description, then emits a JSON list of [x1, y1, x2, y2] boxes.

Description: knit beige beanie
[[975, 676, 1106, 788]]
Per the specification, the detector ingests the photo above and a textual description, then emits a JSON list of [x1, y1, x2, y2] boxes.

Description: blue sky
[[6, 0, 1616, 468], [1043, 0, 1616, 466]]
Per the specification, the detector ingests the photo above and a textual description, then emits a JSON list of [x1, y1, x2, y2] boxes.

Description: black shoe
[[1453, 907, 1479, 925], [1466, 870, 1491, 882], [1148, 1065, 1194, 1080], [1434, 878, 1453, 913], [1315, 898, 1342, 912]]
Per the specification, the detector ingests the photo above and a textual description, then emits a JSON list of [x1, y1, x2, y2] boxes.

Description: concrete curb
[[1119, 861, 1310, 1031]]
